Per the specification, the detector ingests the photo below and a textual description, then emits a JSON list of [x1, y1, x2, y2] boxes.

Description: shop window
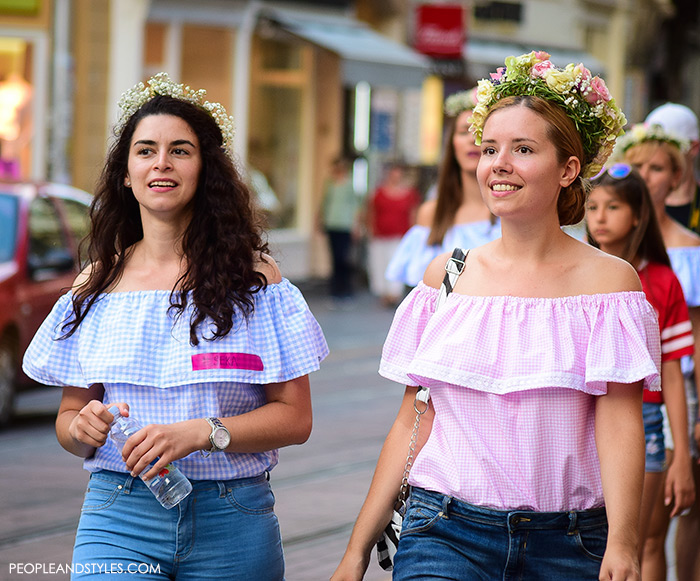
[[249, 37, 311, 231], [249, 86, 302, 229]]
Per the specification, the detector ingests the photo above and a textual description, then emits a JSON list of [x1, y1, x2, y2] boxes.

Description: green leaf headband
[[115, 72, 235, 159], [469, 51, 627, 178]]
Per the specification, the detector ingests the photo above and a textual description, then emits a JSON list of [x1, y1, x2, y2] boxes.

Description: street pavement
[[0, 282, 400, 581]]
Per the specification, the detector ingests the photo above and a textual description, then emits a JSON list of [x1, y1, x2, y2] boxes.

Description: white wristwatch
[[202, 417, 231, 457]]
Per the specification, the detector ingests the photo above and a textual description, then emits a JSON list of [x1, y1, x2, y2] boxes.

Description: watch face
[[212, 428, 230, 449]]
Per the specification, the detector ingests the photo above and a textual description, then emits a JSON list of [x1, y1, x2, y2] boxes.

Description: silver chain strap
[[396, 391, 429, 508], [393, 248, 467, 511]]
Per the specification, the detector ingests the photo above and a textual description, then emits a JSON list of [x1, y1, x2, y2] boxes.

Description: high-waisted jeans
[[393, 487, 608, 581], [72, 470, 284, 580]]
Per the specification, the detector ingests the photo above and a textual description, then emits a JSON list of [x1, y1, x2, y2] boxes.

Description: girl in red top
[[586, 163, 696, 572], [366, 162, 421, 306]]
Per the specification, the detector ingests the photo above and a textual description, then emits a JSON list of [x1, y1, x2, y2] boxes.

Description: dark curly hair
[[62, 95, 269, 345]]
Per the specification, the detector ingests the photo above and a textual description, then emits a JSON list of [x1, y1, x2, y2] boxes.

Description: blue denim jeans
[[72, 470, 284, 580], [393, 487, 608, 581], [643, 402, 666, 472]]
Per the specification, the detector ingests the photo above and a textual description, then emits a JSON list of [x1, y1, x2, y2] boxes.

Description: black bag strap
[[436, 247, 468, 309], [398, 248, 469, 506]]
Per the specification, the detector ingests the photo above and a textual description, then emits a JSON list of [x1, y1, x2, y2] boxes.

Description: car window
[[59, 198, 91, 265], [0, 194, 17, 263], [28, 197, 73, 278]]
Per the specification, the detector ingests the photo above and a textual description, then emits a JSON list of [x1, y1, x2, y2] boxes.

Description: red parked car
[[0, 181, 91, 426]]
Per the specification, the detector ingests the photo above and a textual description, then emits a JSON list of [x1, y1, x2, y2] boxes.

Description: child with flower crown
[[21, 73, 328, 580], [384, 86, 500, 288], [616, 123, 700, 580], [332, 52, 659, 581]]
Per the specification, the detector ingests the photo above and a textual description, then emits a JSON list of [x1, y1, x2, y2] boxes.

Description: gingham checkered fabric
[[23, 279, 329, 479], [379, 283, 661, 512], [385, 220, 501, 287], [667, 247, 700, 376], [668, 246, 700, 308]]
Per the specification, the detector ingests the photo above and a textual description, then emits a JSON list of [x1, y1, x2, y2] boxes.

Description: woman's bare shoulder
[[669, 221, 700, 247], [575, 245, 642, 294], [422, 250, 455, 289], [71, 264, 94, 292], [256, 253, 283, 284], [415, 199, 437, 227]]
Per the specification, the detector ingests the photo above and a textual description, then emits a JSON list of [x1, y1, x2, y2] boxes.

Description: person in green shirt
[[320, 157, 363, 302]]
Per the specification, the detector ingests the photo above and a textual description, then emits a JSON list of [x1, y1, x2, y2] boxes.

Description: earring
[[125, 180, 131, 187]]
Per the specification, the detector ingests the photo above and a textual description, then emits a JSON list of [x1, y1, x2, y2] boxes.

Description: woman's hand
[[665, 452, 696, 516], [56, 384, 109, 458], [120, 419, 206, 480], [67, 399, 119, 449], [330, 549, 371, 581], [599, 541, 640, 580]]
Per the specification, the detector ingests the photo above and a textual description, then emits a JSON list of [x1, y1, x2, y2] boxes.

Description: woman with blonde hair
[[332, 52, 659, 581]]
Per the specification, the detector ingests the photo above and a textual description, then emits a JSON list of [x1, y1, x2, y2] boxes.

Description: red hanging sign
[[414, 4, 465, 59]]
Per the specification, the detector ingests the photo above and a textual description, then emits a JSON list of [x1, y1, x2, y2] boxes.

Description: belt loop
[[122, 474, 135, 493], [440, 495, 452, 518], [217, 480, 227, 498], [567, 511, 578, 534]]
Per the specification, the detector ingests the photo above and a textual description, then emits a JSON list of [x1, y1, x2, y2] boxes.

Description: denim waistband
[[409, 487, 607, 533], [89, 469, 269, 497]]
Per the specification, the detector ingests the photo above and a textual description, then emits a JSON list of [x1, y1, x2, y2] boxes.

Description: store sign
[[414, 4, 465, 59]]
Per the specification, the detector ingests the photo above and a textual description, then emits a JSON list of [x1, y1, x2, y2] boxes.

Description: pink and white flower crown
[[470, 51, 627, 178]]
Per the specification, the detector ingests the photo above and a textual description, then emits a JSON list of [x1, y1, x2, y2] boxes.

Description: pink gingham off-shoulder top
[[379, 282, 661, 512]]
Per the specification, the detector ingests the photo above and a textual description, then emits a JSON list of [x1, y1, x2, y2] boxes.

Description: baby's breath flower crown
[[116, 72, 235, 158], [444, 87, 478, 118], [469, 51, 627, 178], [613, 122, 690, 158]]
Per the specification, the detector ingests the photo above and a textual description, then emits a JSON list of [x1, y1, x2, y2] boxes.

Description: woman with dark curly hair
[[22, 73, 328, 580]]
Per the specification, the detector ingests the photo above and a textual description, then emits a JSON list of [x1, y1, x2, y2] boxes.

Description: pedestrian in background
[[645, 103, 700, 236], [585, 164, 695, 579], [22, 73, 328, 580], [385, 87, 500, 288], [617, 123, 700, 581], [365, 161, 420, 307], [333, 52, 658, 580], [640, 106, 700, 581], [319, 156, 363, 306]]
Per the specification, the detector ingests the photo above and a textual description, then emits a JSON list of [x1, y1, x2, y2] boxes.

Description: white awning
[[267, 9, 431, 88], [466, 38, 605, 80]]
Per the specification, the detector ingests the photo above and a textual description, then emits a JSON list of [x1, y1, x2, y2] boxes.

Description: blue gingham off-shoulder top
[[23, 279, 329, 480]]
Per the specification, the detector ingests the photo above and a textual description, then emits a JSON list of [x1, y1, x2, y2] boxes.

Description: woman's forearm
[[595, 381, 645, 550], [332, 386, 433, 579]]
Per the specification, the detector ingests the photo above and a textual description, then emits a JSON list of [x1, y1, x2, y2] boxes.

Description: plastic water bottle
[[107, 406, 193, 509]]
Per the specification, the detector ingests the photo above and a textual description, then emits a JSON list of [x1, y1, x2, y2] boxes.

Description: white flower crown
[[115, 72, 235, 158], [614, 122, 690, 158], [444, 87, 478, 118]]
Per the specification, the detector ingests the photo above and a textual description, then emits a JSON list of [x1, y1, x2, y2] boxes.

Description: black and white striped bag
[[375, 248, 467, 572]]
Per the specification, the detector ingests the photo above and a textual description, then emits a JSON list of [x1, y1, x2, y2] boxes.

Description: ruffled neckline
[[379, 282, 661, 396]]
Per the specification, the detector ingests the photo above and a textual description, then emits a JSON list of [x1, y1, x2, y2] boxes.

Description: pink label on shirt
[[192, 353, 264, 371]]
